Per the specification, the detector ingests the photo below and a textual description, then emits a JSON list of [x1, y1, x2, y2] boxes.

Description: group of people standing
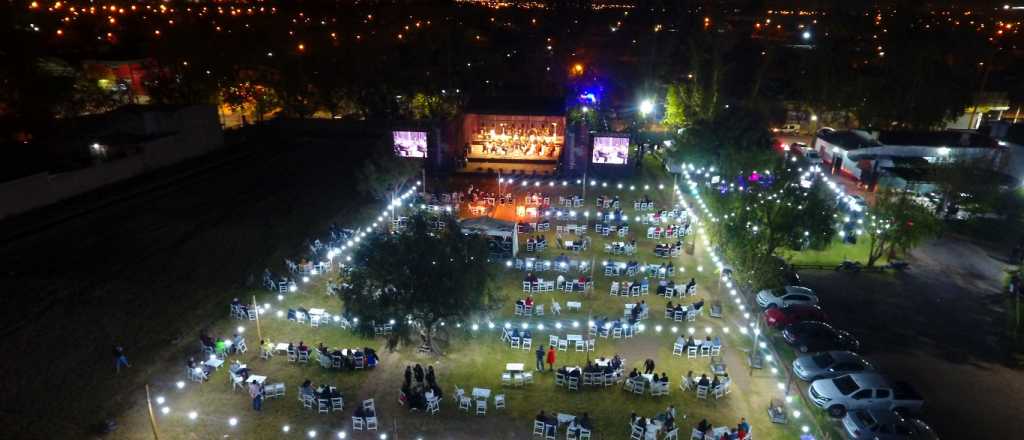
[[401, 363, 442, 411]]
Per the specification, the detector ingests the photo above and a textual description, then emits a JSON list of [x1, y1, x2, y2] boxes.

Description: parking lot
[[797, 236, 1020, 439]]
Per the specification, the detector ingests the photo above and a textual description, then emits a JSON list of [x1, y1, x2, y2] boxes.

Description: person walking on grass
[[546, 346, 556, 371], [535, 345, 545, 371], [113, 345, 130, 374], [250, 380, 263, 411]]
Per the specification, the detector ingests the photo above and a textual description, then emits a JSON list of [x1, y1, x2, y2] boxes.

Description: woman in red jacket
[[546, 346, 556, 371]]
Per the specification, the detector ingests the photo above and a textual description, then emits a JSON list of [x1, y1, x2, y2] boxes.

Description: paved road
[[798, 237, 1018, 440]]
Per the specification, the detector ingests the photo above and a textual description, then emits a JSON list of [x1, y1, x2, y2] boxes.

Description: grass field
[[95, 157, 823, 440], [786, 236, 882, 267]]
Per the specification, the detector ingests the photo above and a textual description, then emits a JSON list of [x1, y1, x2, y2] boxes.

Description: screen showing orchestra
[[591, 136, 630, 165], [393, 131, 428, 158]]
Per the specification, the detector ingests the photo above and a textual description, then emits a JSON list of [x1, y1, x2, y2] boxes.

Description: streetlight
[[802, 31, 811, 40], [639, 99, 654, 117]]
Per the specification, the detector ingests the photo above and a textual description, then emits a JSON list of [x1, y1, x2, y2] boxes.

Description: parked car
[[773, 123, 801, 134], [764, 304, 827, 329], [842, 409, 939, 440], [756, 286, 818, 309], [808, 373, 924, 417], [782, 321, 860, 353], [792, 350, 874, 381]]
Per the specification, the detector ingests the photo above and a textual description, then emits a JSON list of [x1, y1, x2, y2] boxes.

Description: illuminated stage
[[456, 97, 567, 175]]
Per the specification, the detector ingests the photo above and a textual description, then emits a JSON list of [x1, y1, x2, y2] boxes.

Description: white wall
[[0, 105, 224, 219]]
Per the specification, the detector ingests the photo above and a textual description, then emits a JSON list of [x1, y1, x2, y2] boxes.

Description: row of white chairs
[[501, 372, 534, 387], [672, 343, 722, 358], [532, 420, 592, 440], [633, 201, 656, 211], [611, 281, 649, 296], [547, 335, 596, 352]]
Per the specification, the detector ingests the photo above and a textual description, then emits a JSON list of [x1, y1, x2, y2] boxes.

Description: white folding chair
[[687, 346, 698, 359], [696, 385, 709, 400], [331, 397, 344, 412], [502, 372, 513, 386], [630, 425, 644, 440], [365, 416, 378, 431], [532, 420, 547, 437], [494, 394, 506, 409], [318, 398, 330, 414], [672, 343, 683, 357], [522, 337, 532, 350], [475, 399, 487, 415]]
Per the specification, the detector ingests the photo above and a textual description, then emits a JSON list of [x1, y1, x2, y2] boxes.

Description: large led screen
[[592, 136, 629, 165], [393, 131, 428, 158]]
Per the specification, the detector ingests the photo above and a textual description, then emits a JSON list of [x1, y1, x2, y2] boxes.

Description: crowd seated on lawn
[[693, 417, 750, 440], [653, 241, 682, 257], [231, 297, 249, 315], [311, 342, 379, 369], [300, 379, 343, 401], [229, 361, 250, 381], [535, 410, 558, 436], [628, 300, 649, 323], [199, 329, 239, 357], [400, 364, 442, 411], [186, 356, 214, 381], [568, 412, 594, 435], [666, 298, 705, 315], [592, 316, 625, 331], [508, 327, 533, 340], [596, 195, 620, 207]]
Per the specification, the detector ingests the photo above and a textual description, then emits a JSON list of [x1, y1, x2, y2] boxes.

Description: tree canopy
[[340, 214, 496, 353], [704, 165, 837, 287], [865, 190, 941, 267], [669, 104, 776, 176]]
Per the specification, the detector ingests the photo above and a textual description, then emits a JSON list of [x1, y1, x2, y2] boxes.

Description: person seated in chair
[[685, 278, 696, 292], [692, 299, 705, 311], [628, 368, 640, 379], [300, 379, 315, 399], [297, 341, 308, 353], [696, 419, 711, 436], [711, 375, 721, 390], [525, 296, 534, 308], [697, 374, 711, 388], [660, 372, 669, 383]]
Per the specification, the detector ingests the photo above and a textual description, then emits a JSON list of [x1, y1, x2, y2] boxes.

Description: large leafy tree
[[865, 190, 941, 267], [706, 165, 837, 286], [340, 215, 496, 354], [670, 104, 775, 176]]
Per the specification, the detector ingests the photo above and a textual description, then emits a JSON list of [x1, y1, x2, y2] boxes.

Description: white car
[[842, 409, 939, 440], [756, 286, 818, 308], [808, 373, 925, 418]]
